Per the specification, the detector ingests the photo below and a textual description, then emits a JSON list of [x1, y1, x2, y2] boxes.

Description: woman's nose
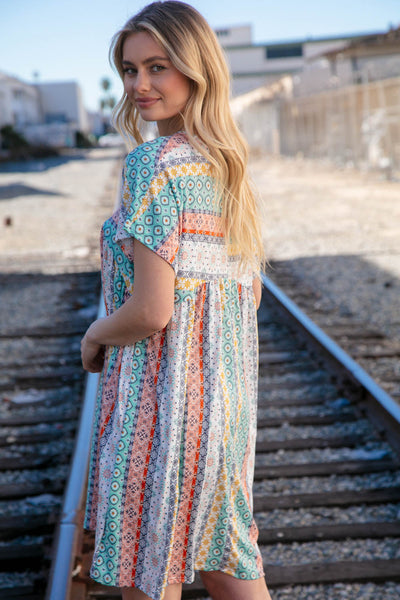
[[134, 69, 151, 93]]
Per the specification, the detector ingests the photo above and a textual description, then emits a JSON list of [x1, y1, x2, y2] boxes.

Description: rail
[[46, 168, 121, 600], [261, 273, 400, 450], [45, 297, 105, 600]]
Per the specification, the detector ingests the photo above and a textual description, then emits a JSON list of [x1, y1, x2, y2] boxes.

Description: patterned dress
[[84, 131, 264, 599]]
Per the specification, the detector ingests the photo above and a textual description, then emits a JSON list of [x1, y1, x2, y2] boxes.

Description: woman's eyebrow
[[122, 56, 169, 66]]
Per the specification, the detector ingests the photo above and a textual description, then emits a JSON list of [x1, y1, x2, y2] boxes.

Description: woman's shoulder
[[126, 132, 205, 171], [125, 135, 166, 168]]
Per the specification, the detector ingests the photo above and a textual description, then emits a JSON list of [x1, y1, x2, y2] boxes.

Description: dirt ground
[[0, 147, 398, 346], [0, 147, 123, 274], [250, 154, 400, 343]]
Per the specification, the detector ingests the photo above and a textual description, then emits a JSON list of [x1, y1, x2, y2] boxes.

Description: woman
[[81, 2, 270, 599]]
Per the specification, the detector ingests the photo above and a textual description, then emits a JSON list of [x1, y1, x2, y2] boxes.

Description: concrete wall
[[291, 52, 400, 97], [236, 99, 280, 153], [279, 76, 400, 173], [22, 122, 77, 147], [354, 53, 400, 81], [228, 45, 303, 74], [231, 74, 275, 97], [0, 73, 41, 128], [216, 25, 252, 47], [231, 72, 297, 98], [303, 38, 351, 59], [291, 60, 354, 97], [228, 46, 266, 73], [231, 79, 292, 154], [35, 81, 89, 131]]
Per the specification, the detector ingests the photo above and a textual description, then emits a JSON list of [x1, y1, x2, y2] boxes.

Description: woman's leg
[[121, 582, 182, 600], [199, 571, 272, 600]]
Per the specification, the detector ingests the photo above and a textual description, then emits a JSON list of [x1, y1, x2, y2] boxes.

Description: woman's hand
[[81, 321, 105, 373], [252, 277, 262, 310]]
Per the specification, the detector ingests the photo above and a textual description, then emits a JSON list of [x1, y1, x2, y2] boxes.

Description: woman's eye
[[123, 67, 136, 75], [151, 64, 165, 73]]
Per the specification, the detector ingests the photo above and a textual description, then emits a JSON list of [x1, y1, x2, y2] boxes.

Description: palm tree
[[99, 77, 116, 133]]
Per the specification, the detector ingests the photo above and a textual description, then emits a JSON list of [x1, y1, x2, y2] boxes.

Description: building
[[216, 25, 391, 96], [27, 80, 90, 147], [286, 25, 400, 98], [230, 25, 400, 172], [0, 72, 41, 128], [34, 81, 89, 131], [319, 25, 400, 84], [0, 72, 91, 148]]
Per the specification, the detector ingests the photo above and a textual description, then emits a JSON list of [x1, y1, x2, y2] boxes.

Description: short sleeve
[[115, 143, 180, 270]]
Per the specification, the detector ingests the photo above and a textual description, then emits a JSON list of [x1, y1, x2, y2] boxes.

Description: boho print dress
[[84, 131, 264, 600]]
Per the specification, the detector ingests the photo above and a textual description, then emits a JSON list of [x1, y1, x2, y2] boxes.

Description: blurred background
[[1, 0, 400, 170]]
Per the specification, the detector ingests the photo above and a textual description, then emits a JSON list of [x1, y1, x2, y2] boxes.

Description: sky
[[1, 0, 399, 112]]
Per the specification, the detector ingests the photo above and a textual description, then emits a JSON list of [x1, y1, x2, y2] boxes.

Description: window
[[266, 44, 303, 59], [45, 113, 68, 124]]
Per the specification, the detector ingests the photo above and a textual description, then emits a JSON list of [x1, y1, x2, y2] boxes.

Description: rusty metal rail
[[260, 273, 400, 456], [0, 271, 101, 600], [45, 299, 105, 600]]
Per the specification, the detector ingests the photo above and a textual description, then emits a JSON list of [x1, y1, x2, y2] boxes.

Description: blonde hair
[[110, 0, 265, 273]]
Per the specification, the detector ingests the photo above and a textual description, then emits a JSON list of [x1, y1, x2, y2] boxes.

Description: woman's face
[[122, 31, 191, 136]]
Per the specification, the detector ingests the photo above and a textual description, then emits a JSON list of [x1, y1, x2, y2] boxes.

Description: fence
[[235, 75, 400, 175], [279, 76, 400, 173]]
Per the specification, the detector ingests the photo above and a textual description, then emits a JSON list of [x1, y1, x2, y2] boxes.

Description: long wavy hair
[[110, 0, 265, 272]]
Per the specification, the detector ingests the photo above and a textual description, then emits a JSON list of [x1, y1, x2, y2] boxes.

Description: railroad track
[[267, 261, 400, 404], [252, 275, 400, 599], [0, 270, 101, 600], [2, 269, 400, 599]]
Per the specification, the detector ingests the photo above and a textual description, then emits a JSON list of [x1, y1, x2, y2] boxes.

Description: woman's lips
[[135, 98, 159, 108]]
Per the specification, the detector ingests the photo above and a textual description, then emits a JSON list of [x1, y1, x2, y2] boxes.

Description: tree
[[99, 77, 117, 134], [100, 77, 111, 93]]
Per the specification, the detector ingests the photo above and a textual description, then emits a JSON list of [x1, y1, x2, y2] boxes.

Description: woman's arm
[[252, 276, 262, 310], [81, 239, 175, 372]]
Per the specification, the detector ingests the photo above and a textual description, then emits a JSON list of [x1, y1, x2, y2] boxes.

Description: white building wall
[[227, 46, 266, 72], [264, 55, 304, 73], [0, 71, 96, 147], [303, 38, 352, 59], [0, 81, 13, 126], [35, 81, 89, 131], [216, 25, 252, 47], [228, 46, 303, 74], [236, 100, 280, 153], [231, 79, 293, 154], [334, 59, 355, 83], [22, 122, 77, 147], [0, 72, 41, 127], [293, 48, 400, 97], [231, 75, 268, 96], [356, 53, 400, 81], [231, 73, 295, 97], [292, 59, 354, 96], [87, 110, 105, 137], [75, 83, 89, 131]]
